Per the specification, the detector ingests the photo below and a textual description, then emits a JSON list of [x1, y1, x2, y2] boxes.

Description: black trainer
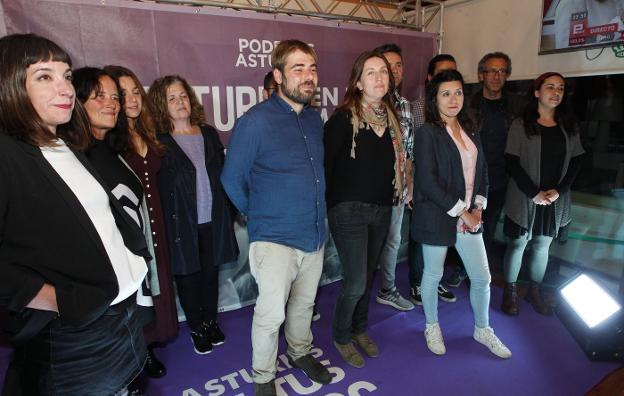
[[204, 320, 226, 345], [446, 268, 468, 288], [191, 327, 213, 354], [287, 354, 332, 384], [437, 284, 457, 303], [410, 286, 423, 305]]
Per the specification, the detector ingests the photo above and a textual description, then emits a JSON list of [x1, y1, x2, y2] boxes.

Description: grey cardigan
[[504, 118, 585, 238]]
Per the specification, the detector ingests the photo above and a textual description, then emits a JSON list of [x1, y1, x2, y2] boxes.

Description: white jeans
[[249, 241, 324, 384]]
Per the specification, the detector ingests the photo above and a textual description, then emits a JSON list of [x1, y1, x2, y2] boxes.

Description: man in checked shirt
[[372, 43, 417, 311]]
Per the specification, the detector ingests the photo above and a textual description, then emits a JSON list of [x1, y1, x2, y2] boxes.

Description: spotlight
[[556, 273, 624, 363]]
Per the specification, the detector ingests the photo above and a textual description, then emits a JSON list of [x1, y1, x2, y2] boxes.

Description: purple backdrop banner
[[1, 0, 437, 136], [1, 0, 437, 312]]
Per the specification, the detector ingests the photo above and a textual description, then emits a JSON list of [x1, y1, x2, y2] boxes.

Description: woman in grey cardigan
[[501, 72, 584, 316]]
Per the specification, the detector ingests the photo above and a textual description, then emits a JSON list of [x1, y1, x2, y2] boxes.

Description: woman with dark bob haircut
[[0, 34, 150, 395], [411, 69, 511, 359]]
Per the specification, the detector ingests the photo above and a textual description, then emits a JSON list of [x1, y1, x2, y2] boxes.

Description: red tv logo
[[569, 11, 588, 46]]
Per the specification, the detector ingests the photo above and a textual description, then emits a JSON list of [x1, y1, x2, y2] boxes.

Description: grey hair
[[477, 52, 512, 75]]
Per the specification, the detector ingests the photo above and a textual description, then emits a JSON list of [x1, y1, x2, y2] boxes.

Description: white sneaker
[[424, 323, 446, 355], [473, 326, 512, 359]]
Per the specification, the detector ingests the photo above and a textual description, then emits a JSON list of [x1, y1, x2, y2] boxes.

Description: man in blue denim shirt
[[221, 40, 330, 396]]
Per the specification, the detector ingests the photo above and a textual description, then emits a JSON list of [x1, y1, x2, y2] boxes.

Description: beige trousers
[[249, 241, 324, 384]]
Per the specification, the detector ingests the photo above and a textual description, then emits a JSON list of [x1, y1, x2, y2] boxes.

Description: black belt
[[104, 292, 136, 316]]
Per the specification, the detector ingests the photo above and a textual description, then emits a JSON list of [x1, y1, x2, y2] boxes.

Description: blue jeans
[[378, 204, 405, 291], [5, 298, 146, 395], [329, 202, 391, 344], [504, 235, 554, 283], [422, 233, 491, 328]]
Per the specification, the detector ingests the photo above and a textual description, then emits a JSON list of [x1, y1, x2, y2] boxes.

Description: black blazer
[[0, 133, 150, 344], [158, 125, 239, 275], [411, 123, 489, 246]]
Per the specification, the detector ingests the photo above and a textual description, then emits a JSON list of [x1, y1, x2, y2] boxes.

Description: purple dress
[[126, 146, 179, 344]]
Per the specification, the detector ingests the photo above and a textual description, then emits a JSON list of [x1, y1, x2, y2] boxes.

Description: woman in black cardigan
[[0, 34, 149, 395], [148, 75, 239, 355], [412, 70, 510, 358]]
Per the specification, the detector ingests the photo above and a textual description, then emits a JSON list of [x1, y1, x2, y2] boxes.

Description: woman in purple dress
[[104, 65, 179, 378]]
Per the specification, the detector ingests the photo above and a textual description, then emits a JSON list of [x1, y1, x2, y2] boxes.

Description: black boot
[[526, 282, 553, 316], [501, 282, 519, 316], [145, 345, 167, 378]]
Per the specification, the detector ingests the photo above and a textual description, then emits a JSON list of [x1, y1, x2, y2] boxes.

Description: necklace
[[359, 102, 388, 137], [173, 128, 198, 135], [366, 103, 387, 121]]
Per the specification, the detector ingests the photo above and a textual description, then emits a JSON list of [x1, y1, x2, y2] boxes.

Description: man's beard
[[281, 76, 316, 105]]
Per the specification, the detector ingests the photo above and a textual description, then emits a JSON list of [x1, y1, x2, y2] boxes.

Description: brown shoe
[[333, 340, 365, 368], [526, 282, 553, 316], [501, 282, 519, 316], [352, 332, 379, 357]]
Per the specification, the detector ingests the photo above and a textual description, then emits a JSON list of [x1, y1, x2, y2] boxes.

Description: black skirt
[[503, 204, 557, 239]]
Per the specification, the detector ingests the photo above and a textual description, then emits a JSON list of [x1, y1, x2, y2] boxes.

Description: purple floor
[[0, 262, 619, 395]]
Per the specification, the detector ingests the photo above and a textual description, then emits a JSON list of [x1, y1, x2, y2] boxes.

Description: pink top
[[446, 125, 478, 230]]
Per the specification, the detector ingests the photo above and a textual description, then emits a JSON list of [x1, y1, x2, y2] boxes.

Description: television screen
[[540, 0, 624, 54]]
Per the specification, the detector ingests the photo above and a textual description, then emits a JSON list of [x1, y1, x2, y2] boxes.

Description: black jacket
[[469, 90, 525, 192], [411, 123, 489, 246], [0, 133, 150, 344], [468, 89, 525, 134], [158, 125, 239, 275]]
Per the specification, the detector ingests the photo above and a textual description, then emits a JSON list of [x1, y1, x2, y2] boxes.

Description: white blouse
[[41, 141, 147, 305]]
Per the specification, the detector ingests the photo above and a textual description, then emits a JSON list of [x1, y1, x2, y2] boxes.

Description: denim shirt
[[221, 93, 326, 253]]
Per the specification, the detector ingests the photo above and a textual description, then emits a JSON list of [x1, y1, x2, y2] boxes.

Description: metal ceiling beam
[[133, 0, 448, 31]]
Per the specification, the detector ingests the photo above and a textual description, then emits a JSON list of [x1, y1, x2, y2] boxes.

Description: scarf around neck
[[349, 102, 405, 204]]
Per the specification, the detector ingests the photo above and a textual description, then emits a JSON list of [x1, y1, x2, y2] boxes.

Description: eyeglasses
[[483, 68, 509, 76]]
